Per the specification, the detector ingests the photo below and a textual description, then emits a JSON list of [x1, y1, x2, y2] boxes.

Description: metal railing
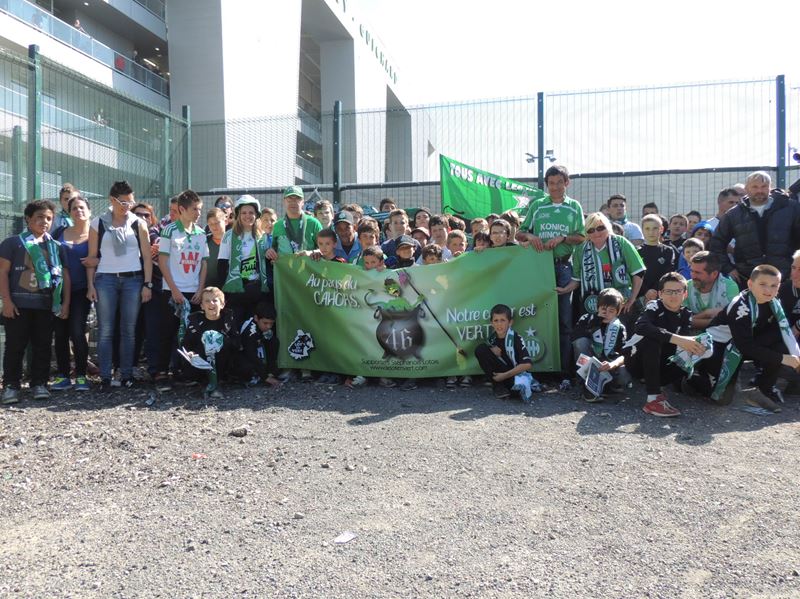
[[0, 0, 169, 97], [133, 0, 165, 20]]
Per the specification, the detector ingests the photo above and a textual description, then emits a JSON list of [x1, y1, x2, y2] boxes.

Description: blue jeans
[[95, 273, 142, 380], [555, 262, 574, 375]]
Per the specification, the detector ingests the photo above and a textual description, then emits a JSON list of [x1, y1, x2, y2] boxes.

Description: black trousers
[[53, 290, 91, 377], [627, 336, 684, 395], [692, 336, 782, 397], [475, 344, 514, 389], [3, 307, 53, 387], [157, 290, 196, 373]]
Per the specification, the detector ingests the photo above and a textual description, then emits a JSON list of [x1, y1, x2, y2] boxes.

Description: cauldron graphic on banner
[[373, 304, 426, 360], [365, 276, 428, 360]]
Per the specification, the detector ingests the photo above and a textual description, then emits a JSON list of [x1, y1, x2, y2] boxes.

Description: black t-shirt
[[637, 244, 679, 298], [490, 333, 532, 369], [0, 235, 69, 310]]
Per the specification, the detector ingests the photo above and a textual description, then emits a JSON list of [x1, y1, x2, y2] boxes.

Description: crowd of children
[[2, 167, 800, 420]]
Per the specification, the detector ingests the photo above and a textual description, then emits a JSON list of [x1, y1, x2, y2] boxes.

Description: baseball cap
[[333, 211, 354, 225], [283, 185, 304, 199], [411, 226, 430, 240], [396, 235, 415, 248]]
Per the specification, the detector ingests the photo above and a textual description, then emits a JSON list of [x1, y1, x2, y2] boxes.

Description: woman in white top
[[85, 181, 153, 389]]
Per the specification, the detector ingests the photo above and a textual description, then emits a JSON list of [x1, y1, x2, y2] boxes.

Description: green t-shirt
[[520, 195, 585, 260], [571, 235, 646, 310], [272, 213, 322, 255]]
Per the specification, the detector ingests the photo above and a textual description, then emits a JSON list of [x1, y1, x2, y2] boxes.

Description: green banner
[[274, 247, 559, 377], [440, 155, 545, 220]]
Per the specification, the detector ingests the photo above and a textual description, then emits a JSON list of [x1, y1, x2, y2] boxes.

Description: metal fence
[[0, 44, 189, 239], [193, 75, 799, 222]]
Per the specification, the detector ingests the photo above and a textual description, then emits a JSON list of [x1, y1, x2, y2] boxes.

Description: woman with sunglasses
[[132, 202, 162, 380], [85, 181, 153, 390], [556, 212, 645, 317]]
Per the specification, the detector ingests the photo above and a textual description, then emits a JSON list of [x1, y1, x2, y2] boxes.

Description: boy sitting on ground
[[181, 286, 239, 400], [238, 301, 281, 388], [571, 288, 631, 402], [687, 264, 800, 413], [626, 272, 706, 417], [474, 304, 536, 401]]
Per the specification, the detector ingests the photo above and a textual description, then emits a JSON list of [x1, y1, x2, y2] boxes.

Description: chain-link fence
[[194, 75, 799, 222]]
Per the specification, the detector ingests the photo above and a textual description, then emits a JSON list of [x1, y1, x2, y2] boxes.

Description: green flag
[[440, 155, 545, 220], [274, 247, 560, 377]]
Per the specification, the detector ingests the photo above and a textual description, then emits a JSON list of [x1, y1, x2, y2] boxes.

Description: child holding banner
[[474, 304, 535, 401]]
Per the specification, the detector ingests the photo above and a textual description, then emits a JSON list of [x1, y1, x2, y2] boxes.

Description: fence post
[[776, 74, 786, 190], [12, 126, 24, 214], [333, 100, 342, 207], [182, 104, 192, 190], [27, 44, 42, 201], [162, 114, 172, 204], [537, 92, 544, 190]]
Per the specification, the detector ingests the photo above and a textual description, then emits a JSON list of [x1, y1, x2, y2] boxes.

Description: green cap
[[283, 185, 304, 199]]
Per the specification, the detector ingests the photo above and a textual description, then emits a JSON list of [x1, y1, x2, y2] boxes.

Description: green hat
[[234, 195, 261, 216], [283, 185, 304, 199]]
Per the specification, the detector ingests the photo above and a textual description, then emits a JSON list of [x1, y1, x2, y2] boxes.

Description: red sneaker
[[642, 394, 681, 417]]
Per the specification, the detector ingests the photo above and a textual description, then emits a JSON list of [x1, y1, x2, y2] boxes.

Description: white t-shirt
[[159, 220, 208, 292], [218, 232, 260, 281], [92, 212, 143, 274]]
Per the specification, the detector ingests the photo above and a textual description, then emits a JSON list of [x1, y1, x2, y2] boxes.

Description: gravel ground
[[2, 374, 800, 598]]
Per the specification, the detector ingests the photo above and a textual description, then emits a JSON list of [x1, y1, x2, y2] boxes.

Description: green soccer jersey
[[521, 195, 585, 260], [272, 213, 322, 255]]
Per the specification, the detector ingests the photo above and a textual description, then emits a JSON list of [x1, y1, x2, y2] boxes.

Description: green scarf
[[580, 236, 626, 298], [612, 215, 628, 226], [591, 318, 623, 359], [668, 332, 714, 377], [711, 293, 800, 400], [685, 276, 733, 313], [19, 229, 63, 315], [221, 230, 270, 294]]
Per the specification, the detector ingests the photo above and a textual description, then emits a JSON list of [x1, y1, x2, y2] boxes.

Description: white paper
[[333, 531, 357, 544], [178, 347, 213, 370], [576, 353, 612, 396]]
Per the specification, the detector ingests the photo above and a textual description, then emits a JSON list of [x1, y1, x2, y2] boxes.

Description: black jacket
[[708, 189, 800, 278]]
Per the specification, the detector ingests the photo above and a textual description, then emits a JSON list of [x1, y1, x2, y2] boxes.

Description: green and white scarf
[[170, 297, 192, 344], [221, 230, 270, 294], [580, 236, 626, 297], [668, 332, 714, 377], [19, 229, 63, 315], [284, 214, 308, 253], [710, 293, 800, 401], [201, 329, 224, 393], [685, 277, 733, 314], [591, 318, 623, 359], [612, 215, 628, 226]]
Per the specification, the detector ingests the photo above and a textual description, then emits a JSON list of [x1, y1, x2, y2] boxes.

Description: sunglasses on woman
[[134, 212, 151, 219], [586, 225, 607, 235]]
